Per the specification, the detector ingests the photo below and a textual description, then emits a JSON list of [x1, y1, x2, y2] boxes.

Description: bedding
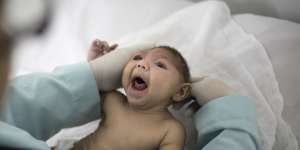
[[234, 14, 300, 149]]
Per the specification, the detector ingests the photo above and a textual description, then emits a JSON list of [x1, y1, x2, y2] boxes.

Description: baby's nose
[[136, 61, 149, 71]]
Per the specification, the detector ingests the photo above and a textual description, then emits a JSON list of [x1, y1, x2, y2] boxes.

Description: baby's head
[[122, 46, 191, 111]]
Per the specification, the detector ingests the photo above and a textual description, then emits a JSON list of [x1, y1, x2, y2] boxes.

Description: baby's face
[[122, 48, 184, 110]]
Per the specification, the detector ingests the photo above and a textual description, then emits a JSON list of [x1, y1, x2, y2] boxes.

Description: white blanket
[[12, 1, 296, 150]]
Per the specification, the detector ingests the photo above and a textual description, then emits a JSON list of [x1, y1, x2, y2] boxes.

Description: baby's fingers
[[103, 43, 118, 54], [110, 43, 118, 50], [88, 39, 102, 61], [102, 41, 110, 51], [91, 39, 102, 51]]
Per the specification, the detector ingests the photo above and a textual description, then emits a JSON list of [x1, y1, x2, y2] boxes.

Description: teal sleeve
[[1, 62, 101, 141], [193, 96, 261, 150]]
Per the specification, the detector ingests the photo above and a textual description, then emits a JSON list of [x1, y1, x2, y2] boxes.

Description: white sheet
[[11, 0, 297, 150], [234, 14, 300, 150]]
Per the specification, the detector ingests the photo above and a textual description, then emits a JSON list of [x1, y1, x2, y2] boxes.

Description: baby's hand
[[87, 39, 118, 61]]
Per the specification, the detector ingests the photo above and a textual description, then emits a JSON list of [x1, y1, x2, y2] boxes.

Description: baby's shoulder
[[159, 118, 186, 147], [163, 118, 185, 133]]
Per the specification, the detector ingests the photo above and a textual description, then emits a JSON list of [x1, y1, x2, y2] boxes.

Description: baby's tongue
[[134, 80, 147, 90]]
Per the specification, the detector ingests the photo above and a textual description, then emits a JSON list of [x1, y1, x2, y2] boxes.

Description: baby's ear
[[172, 83, 191, 102]]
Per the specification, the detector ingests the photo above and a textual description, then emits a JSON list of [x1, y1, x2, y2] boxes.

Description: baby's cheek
[[160, 76, 180, 93], [169, 75, 183, 92], [121, 65, 131, 88], [167, 71, 182, 84]]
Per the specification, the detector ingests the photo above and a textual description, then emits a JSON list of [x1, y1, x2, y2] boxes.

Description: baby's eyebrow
[[156, 56, 176, 65], [153, 53, 169, 59]]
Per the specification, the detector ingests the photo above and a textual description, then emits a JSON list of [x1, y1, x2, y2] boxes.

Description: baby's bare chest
[[94, 109, 168, 150]]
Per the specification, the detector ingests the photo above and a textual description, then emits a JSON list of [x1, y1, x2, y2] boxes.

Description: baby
[[72, 39, 192, 150]]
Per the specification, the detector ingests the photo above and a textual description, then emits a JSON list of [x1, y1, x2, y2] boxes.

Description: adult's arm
[[193, 95, 261, 150], [1, 62, 101, 140]]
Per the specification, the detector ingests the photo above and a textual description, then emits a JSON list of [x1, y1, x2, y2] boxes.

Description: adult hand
[[191, 77, 234, 105], [173, 76, 234, 116]]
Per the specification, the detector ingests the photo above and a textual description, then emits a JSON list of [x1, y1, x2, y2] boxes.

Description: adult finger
[[191, 76, 208, 83], [184, 100, 201, 117], [172, 96, 193, 110]]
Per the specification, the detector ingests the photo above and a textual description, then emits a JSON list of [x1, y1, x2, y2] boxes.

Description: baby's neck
[[127, 103, 171, 117]]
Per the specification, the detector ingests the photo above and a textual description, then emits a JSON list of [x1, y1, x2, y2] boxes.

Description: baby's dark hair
[[152, 45, 191, 83]]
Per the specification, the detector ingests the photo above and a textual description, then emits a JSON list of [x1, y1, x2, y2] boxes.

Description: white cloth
[[233, 14, 300, 150], [12, 0, 296, 150]]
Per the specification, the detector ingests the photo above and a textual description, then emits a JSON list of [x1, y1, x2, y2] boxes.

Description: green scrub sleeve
[[193, 95, 261, 150], [1, 62, 101, 140]]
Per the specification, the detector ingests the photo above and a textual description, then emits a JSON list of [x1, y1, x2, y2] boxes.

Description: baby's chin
[[126, 95, 150, 109]]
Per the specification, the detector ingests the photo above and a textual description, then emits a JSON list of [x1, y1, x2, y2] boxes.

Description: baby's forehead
[[136, 47, 185, 78], [138, 48, 178, 62]]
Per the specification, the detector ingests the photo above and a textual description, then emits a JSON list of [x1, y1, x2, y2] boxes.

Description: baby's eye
[[132, 55, 143, 60], [156, 62, 167, 69]]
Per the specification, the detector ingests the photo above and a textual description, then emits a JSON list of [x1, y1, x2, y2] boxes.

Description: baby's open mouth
[[131, 76, 148, 91]]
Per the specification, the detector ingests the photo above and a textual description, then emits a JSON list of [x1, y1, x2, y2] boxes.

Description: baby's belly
[[90, 123, 160, 150]]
